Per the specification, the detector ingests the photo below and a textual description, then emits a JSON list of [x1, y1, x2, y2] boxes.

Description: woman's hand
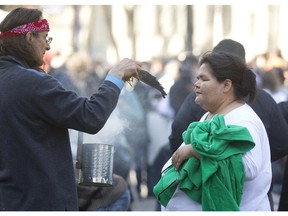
[[172, 144, 199, 170]]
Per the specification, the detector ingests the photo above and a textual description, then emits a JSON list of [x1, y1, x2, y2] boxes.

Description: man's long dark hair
[[0, 7, 45, 72]]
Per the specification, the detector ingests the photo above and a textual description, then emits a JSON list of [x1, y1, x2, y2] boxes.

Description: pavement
[[273, 192, 280, 211], [130, 197, 159, 211], [129, 192, 281, 211]]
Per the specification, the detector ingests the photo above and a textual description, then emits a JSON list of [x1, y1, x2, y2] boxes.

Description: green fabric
[[153, 114, 255, 211]]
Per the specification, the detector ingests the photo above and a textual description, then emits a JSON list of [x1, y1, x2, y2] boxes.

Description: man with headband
[[0, 7, 141, 210]]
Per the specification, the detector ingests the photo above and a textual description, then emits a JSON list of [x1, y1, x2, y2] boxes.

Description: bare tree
[[101, 5, 120, 61], [124, 5, 136, 59], [186, 5, 193, 52], [72, 5, 80, 52]]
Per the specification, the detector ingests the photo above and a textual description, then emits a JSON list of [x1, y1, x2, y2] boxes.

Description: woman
[[154, 52, 272, 211]]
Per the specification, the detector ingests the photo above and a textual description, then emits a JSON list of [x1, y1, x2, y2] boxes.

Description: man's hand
[[108, 58, 142, 81]]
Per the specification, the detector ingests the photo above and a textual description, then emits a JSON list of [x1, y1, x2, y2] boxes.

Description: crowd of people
[[1, 6, 288, 211]]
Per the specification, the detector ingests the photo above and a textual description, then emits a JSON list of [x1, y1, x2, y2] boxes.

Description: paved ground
[[129, 192, 281, 211], [273, 192, 280, 211], [130, 197, 159, 211]]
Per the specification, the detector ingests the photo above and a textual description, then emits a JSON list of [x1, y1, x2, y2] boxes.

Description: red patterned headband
[[0, 19, 49, 40]]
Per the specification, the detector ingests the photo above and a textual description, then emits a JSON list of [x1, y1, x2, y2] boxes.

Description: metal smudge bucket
[[79, 143, 114, 186]]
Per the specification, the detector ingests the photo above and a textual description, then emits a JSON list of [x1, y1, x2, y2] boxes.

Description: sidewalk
[[130, 197, 159, 211], [130, 193, 280, 211]]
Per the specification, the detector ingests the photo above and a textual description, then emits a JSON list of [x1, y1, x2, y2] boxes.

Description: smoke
[[83, 108, 129, 144]]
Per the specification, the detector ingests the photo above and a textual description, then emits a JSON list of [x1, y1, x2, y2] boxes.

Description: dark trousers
[[278, 159, 288, 211]]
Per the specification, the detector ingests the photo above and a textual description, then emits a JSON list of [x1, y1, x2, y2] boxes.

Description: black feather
[[135, 70, 167, 98]]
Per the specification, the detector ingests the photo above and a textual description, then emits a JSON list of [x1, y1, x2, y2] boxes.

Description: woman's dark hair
[[200, 51, 256, 103], [0, 7, 44, 71]]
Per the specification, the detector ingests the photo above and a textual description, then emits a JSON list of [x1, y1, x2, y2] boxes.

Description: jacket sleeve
[[252, 89, 288, 162], [30, 75, 121, 134]]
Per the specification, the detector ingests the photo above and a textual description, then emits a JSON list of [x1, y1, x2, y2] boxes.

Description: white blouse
[[162, 104, 272, 211]]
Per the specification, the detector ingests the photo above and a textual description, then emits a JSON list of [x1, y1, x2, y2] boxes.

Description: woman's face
[[194, 63, 226, 112]]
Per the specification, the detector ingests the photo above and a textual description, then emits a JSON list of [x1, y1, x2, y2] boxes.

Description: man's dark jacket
[[0, 56, 121, 210]]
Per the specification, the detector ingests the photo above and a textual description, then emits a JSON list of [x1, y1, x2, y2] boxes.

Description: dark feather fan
[[134, 70, 167, 98]]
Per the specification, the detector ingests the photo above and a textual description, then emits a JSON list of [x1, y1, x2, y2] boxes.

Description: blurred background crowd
[[1, 4, 288, 211]]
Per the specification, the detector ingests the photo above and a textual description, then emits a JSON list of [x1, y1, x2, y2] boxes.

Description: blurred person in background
[[0, 7, 141, 210], [85, 58, 107, 96], [278, 156, 288, 211], [117, 82, 149, 199], [261, 69, 288, 104], [261, 69, 288, 205], [149, 53, 198, 207], [276, 86, 288, 211], [169, 52, 199, 116], [47, 52, 80, 95], [264, 48, 287, 75]]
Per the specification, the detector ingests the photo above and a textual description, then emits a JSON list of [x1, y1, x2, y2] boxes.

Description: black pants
[[278, 159, 288, 211]]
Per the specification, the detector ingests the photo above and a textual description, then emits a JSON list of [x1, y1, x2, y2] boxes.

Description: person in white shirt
[[159, 51, 272, 211]]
